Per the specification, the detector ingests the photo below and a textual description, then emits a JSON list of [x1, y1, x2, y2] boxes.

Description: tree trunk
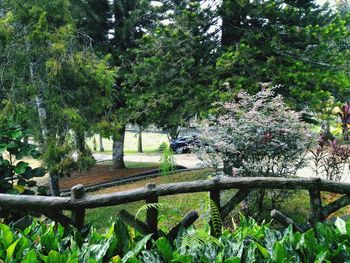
[[167, 126, 179, 142], [112, 125, 126, 169], [35, 95, 48, 140], [137, 126, 143, 153], [31, 62, 60, 196], [75, 129, 85, 154], [49, 172, 60, 196], [99, 134, 104, 152]]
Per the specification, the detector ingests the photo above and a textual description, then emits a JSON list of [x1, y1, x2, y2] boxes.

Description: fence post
[[210, 176, 222, 236], [146, 183, 158, 238], [71, 184, 86, 230], [309, 186, 322, 225]]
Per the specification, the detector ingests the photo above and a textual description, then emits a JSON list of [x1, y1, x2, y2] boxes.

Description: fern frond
[[210, 199, 223, 237], [159, 146, 177, 176], [135, 203, 168, 220], [181, 229, 222, 249]]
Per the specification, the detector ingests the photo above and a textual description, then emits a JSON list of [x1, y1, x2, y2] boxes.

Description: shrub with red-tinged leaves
[[197, 88, 312, 178], [311, 134, 350, 181]]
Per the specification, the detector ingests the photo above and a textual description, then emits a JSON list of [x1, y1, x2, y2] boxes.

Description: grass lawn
[[86, 131, 169, 154], [103, 160, 159, 169], [85, 169, 350, 233]]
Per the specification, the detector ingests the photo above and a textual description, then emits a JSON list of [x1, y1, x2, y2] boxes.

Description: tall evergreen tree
[[125, 0, 218, 140], [0, 0, 114, 195], [108, 0, 154, 168], [217, 0, 350, 111]]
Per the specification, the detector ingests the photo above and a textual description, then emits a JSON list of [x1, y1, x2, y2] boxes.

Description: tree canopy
[[1, 0, 350, 195]]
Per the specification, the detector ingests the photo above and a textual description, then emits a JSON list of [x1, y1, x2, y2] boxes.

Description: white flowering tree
[[197, 88, 312, 212]]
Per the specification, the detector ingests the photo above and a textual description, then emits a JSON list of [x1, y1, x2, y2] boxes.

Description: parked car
[[170, 135, 200, 154]]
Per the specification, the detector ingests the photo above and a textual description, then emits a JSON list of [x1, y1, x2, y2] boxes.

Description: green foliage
[[125, 0, 217, 131], [0, 125, 46, 220], [217, 0, 350, 111], [135, 203, 169, 220], [159, 145, 176, 176], [158, 142, 168, 152], [209, 199, 223, 237], [2, 215, 350, 262], [0, 0, 115, 195], [0, 125, 45, 194]]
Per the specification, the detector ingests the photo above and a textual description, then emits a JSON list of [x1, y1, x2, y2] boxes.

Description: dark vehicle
[[170, 135, 199, 154]]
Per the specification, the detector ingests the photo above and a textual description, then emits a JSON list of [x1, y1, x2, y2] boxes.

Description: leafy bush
[[0, 126, 46, 221], [198, 88, 311, 178], [1, 215, 350, 262], [197, 88, 312, 213]]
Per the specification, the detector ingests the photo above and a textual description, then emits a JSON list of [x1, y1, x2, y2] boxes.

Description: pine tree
[[0, 0, 114, 195], [217, 0, 350, 111]]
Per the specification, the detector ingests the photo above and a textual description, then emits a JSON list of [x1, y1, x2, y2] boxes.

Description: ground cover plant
[[1, 214, 350, 262]]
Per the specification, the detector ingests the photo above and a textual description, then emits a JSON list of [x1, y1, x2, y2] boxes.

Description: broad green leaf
[[111, 255, 122, 263], [315, 251, 330, 263], [84, 238, 113, 262], [223, 258, 241, 263], [14, 184, 26, 193], [273, 242, 287, 263], [14, 161, 29, 175], [0, 224, 14, 248], [122, 234, 152, 263], [335, 217, 347, 235], [6, 239, 19, 260], [155, 237, 173, 261], [11, 130, 22, 139], [22, 250, 38, 263], [32, 167, 46, 177], [42, 250, 68, 263], [255, 241, 269, 259]]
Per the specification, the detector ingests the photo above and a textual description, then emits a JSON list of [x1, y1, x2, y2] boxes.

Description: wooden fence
[[1, 176, 350, 238]]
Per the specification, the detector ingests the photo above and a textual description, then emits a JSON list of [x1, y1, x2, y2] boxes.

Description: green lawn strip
[[86, 131, 169, 153], [96, 149, 162, 154], [96, 160, 159, 169]]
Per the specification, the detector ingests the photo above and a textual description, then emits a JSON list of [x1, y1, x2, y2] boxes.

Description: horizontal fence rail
[[0, 177, 350, 210], [2, 176, 350, 237]]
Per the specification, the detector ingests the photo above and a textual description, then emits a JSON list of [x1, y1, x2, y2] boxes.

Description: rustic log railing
[[1, 176, 350, 237]]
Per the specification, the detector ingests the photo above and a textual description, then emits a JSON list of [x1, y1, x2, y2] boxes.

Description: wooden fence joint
[[71, 184, 86, 229], [308, 188, 322, 225], [271, 209, 308, 233], [167, 211, 199, 242], [146, 183, 159, 239]]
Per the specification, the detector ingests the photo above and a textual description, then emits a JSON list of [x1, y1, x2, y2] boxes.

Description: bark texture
[[137, 126, 143, 153], [112, 125, 126, 168], [99, 134, 104, 152]]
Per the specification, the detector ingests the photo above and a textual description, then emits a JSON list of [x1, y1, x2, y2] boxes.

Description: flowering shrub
[[197, 88, 312, 178]]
